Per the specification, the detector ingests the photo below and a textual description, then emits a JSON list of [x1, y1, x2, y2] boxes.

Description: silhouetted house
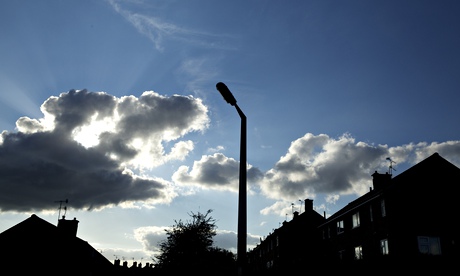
[[0, 214, 114, 275], [247, 199, 325, 275], [247, 153, 459, 274], [317, 152, 459, 273]]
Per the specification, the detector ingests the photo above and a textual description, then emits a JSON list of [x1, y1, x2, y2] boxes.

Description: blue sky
[[1, 0, 460, 265]]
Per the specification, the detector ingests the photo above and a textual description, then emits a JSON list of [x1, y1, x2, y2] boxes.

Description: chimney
[[372, 171, 391, 190], [304, 199, 313, 211], [57, 217, 79, 237], [293, 211, 299, 219]]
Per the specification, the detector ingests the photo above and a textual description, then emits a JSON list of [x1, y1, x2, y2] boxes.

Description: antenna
[[55, 199, 68, 221], [386, 157, 397, 175]]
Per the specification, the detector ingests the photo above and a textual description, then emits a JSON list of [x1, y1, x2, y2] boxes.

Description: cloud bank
[[1, 89, 460, 217]]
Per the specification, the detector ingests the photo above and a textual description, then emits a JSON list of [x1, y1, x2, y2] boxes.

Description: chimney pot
[[304, 199, 313, 211], [57, 217, 79, 237]]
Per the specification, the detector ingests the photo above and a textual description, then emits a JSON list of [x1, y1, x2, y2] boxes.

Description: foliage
[[153, 209, 237, 276]]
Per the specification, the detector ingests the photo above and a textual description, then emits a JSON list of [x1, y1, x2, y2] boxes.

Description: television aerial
[[386, 157, 396, 175], [55, 199, 68, 221]]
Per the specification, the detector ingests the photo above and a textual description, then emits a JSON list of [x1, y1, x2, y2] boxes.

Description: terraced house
[[248, 152, 458, 275]]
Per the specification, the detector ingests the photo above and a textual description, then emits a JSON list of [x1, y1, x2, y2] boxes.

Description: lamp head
[[216, 82, 237, 106]]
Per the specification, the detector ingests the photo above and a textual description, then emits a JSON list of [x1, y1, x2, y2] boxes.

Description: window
[[266, 260, 273, 268], [354, 246, 363, 260], [381, 199, 386, 217], [380, 239, 389, 255], [337, 220, 344, 234], [352, 212, 360, 228], [370, 205, 373, 222], [418, 236, 441, 255]]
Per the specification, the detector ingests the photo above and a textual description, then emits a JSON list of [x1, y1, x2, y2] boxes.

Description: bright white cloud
[[132, 225, 257, 256], [258, 133, 460, 203], [259, 133, 387, 200], [168, 131, 460, 212], [260, 201, 291, 217], [325, 194, 340, 205], [134, 225, 168, 254]]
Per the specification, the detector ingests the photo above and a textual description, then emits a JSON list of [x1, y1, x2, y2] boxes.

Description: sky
[[1, 0, 460, 266]]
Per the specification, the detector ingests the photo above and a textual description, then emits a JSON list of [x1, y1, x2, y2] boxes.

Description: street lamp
[[216, 82, 247, 276]]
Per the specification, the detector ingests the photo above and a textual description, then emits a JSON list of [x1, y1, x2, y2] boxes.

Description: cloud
[[134, 225, 167, 255], [0, 89, 209, 212], [260, 201, 292, 217], [2, 88, 459, 221], [134, 225, 234, 254], [133, 225, 258, 255], [170, 131, 460, 212], [258, 133, 460, 204], [172, 153, 263, 192], [107, 0, 235, 51]]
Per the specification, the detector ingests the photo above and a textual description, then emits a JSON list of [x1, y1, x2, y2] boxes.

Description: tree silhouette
[[153, 209, 237, 276]]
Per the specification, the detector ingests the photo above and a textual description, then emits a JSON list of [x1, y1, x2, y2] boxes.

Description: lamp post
[[216, 82, 247, 276]]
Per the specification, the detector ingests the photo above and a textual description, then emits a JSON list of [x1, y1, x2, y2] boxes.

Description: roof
[[0, 214, 113, 274], [320, 152, 460, 223]]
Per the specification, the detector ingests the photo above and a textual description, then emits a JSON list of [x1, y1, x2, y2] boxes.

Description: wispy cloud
[[107, 0, 236, 51]]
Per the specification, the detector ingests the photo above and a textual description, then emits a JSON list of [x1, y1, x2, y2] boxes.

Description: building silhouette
[[1, 152, 458, 274], [247, 199, 325, 275], [248, 152, 459, 274], [0, 214, 114, 275]]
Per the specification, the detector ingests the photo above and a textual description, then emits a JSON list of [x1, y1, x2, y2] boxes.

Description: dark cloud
[[42, 89, 117, 133], [0, 89, 209, 212], [172, 153, 263, 192]]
